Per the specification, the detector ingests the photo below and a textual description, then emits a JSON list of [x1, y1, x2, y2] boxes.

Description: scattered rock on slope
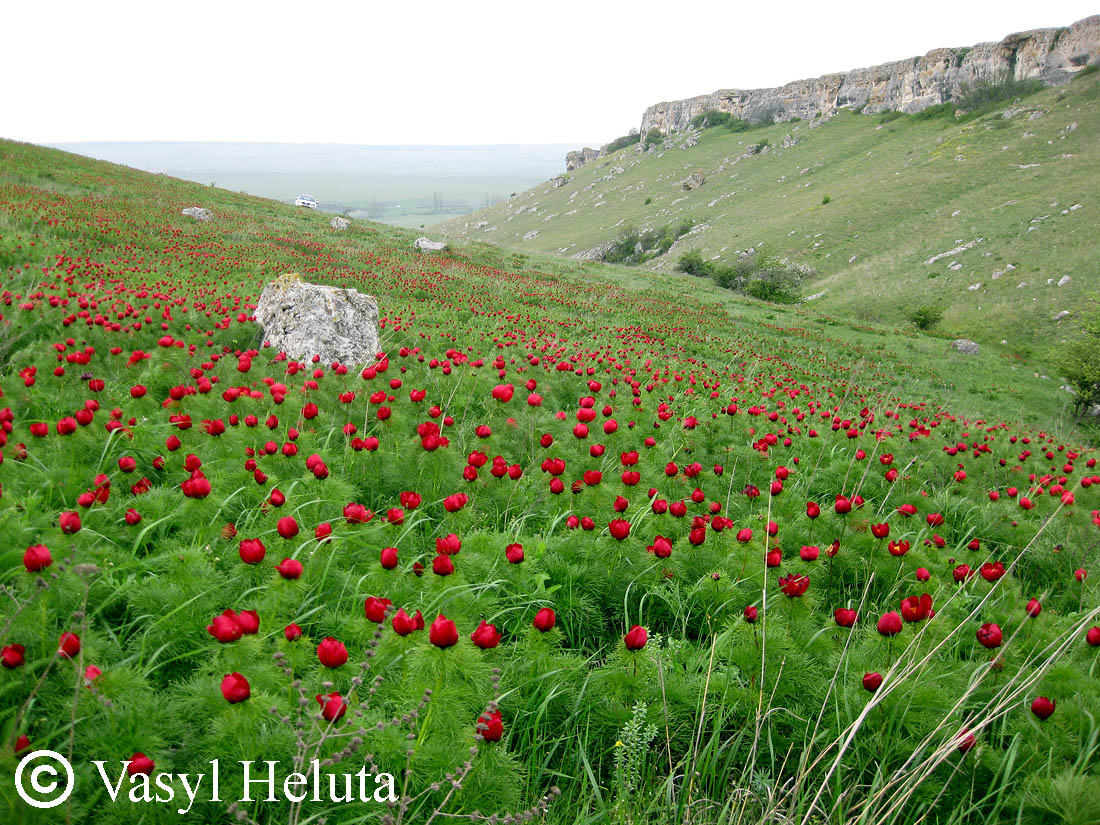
[[951, 339, 980, 355], [255, 273, 380, 365], [181, 206, 213, 221], [414, 237, 446, 252], [681, 171, 705, 191], [330, 216, 350, 230]]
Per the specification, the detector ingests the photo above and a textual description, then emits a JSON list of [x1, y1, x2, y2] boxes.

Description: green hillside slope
[[434, 73, 1100, 350]]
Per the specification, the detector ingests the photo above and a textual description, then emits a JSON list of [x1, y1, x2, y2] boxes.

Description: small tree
[[644, 128, 664, 148]]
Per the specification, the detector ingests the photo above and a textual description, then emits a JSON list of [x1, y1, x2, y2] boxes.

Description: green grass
[[0, 139, 1098, 825], [434, 73, 1100, 351]]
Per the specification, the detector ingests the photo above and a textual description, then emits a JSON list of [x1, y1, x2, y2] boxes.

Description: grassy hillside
[[1, 140, 1099, 825], [434, 72, 1100, 351]]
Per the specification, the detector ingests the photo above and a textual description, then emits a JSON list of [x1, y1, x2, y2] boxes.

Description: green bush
[[913, 102, 956, 121], [821, 194, 831, 205], [604, 219, 695, 265], [675, 250, 712, 277], [908, 305, 944, 330], [604, 130, 641, 154], [737, 251, 804, 303], [689, 109, 732, 129], [683, 111, 766, 134], [643, 128, 664, 148], [912, 73, 1044, 123], [680, 248, 807, 303], [1056, 305, 1100, 419], [745, 278, 794, 302], [955, 73, 1042, 114]]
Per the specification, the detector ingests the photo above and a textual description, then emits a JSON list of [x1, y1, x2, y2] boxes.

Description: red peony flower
[[2, 643, 26, 668], [207, 610, 243, 643], [429, 614, 459, 648], [1030, 696, 1055, 720], [624, 625, 647, 650], [834, 608, 857, 628], [477, 709, 503, 742], [533, 607, 556, 632], [364, 597, 392, 623], [58, 632, 81, 659], [471, 620, 502, 649], [877, 612, 903, 636], [221, 672, 250, 703], [778, 573, 809, 598], [317, 636, 349, 667], [276, 516, 299, 539], [238, 538, 266, 564], [316, 691, 347, 722], [862, 672, 883, 693], [23, 544, 52, 572], [976, 623, 1003, 649], [127, 753, 155, 776]]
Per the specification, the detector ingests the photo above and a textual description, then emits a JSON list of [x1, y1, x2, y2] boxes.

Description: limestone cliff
[[641, 16, 1098, 134], [566, 15, 1098, 169]]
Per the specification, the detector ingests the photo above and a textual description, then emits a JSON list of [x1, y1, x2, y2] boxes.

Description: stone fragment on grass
[[255, 273, 380, 365], [681, 171, 705, 191], [413, 237, 446, 252]]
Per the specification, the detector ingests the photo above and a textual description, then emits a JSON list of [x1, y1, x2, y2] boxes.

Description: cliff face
[[638, 16, 1099, 136]]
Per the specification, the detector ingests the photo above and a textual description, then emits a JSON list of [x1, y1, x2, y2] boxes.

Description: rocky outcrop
[[573, 241, 616, 262], [951, 339, 980, 355], [566, 147, 603, 171], [330, 216, 350, 230], [255, 273, 380, 365], [639, 15, 1099, 135]]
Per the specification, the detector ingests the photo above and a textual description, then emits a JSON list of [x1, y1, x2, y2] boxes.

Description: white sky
[[2, 0, 1097, 146]]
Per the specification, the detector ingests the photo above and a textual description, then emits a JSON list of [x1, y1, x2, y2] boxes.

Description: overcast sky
[[3, 0, 1097, 146]]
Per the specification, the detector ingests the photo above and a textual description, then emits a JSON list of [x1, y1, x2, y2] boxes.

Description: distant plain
[[49, 141, 585, 227]]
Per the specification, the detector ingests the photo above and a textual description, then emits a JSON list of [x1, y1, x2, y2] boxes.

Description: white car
[[294, 194, 318, 209]]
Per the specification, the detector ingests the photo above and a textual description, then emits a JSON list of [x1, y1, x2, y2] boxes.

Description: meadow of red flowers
[[1, 139, 1098, 824]]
